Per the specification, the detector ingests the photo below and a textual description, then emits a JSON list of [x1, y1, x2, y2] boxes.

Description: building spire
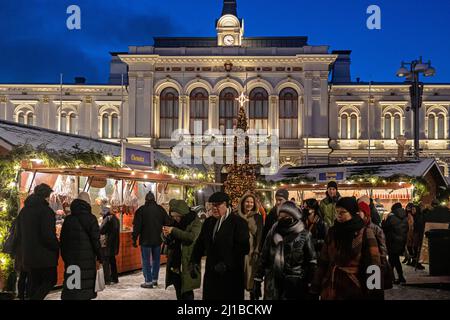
[[222, 0, 238, 17]]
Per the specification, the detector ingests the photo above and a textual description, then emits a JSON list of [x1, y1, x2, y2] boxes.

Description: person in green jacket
[[163, 199, 202, 300], [319, 181, 341, 228]]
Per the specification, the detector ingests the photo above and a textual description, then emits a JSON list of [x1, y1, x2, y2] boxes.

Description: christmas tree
[[224, 103, 257, 209]]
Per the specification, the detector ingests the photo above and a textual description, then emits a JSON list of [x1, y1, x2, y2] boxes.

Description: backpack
[[1, 219, 19, 256]]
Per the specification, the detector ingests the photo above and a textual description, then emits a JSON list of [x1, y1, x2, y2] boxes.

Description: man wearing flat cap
[[190, 191, 250, 300]]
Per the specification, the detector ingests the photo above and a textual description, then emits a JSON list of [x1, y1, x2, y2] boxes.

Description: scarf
[[333, 215, 365, 257], [271, 219, 304, 279]]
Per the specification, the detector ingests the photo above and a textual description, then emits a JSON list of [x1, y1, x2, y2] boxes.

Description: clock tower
[[217, 0, 244, 47]]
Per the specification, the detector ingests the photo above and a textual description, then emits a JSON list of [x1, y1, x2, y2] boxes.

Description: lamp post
[[396, 57, 435, 159]]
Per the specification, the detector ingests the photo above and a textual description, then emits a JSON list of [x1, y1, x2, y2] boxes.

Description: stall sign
[[317, 170, 346, 183], [122, 143, 154, 170]]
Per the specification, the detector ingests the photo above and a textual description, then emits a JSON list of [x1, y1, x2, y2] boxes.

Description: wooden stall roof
[[265, 158, 448, 188], [20, 164, 222, 186]]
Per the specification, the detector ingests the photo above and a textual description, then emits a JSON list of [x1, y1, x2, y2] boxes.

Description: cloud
[[0, 0, 177, 83]]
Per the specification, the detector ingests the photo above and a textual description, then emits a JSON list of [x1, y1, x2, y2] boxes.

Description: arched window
[[160, 88, 179, 139], [279, 88, 298, 139], [111, 114, 119, 139], [189, 88, 209, 133], [219, 88, 239, 133], [69, 113, 77, 134], [394, 114, 401, 138], [384, 114, 392, 139], [17, 112, 25, 124], [26, 113, 33, 126], [102, 113, 109, 138], [60, 113, 67, 133], [249, 87, 269, 131], [438, 114, 445, 139], [428, 114, 436, 139], [341, 114, 348, 139], [350, 114, 357, 139]]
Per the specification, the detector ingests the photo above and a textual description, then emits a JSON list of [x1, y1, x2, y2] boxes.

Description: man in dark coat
[[60, 193, 101, 300], [260, 189, 289, 250], [382, 203, 408, 284], [100, 205, 121, 285], [19, 184, 59, 300], [190, 192, 250, 300], [132, 191, 172, 288]]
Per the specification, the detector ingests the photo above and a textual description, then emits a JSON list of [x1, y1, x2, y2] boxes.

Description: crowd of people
[[9, 184, 120, 300], [5, 179, 446, 300]]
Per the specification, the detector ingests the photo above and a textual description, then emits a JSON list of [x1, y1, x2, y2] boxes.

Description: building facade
[[1, 0, 450, 174]]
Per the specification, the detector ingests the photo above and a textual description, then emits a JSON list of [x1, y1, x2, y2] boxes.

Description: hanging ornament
[[110, 181, 121, 207]]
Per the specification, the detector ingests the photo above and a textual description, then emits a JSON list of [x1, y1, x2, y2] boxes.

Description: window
[[384, 114, 392, 139], [27, 113, 34, 126], [428, 114, 436, 139], [249, 87, 269, 131], [69, 114, 77, 134], [279, 88, 298, 139], [102, 114, 109, 138], [189, 88, 209, 133], [111, 114, 119, 139], [350, 114, 357, 139], [219, 88, 239, 133], [18, 112, 25, 124], [341, 114, 348, 139], [60, 113, 67, 133], [339, 110, 359, 139], [394, 114, 401, 138], [438, 114, 445, 139], [160, 88, 179, 138]]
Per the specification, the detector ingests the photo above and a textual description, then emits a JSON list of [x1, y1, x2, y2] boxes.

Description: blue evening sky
[[0, 0, 449, 84]]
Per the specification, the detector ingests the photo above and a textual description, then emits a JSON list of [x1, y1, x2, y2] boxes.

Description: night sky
[[0, 0, 449, 84]]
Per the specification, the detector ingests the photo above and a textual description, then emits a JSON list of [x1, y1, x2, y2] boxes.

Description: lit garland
[[0, 144, 120, 291], [257, 175, 430, 205]]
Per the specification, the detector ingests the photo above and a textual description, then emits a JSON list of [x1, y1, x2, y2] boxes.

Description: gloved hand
[[188, 263, 200, 279], [252, 279, 262, 300], [132, 241, 138, 248], [214, 262, 227, 275]]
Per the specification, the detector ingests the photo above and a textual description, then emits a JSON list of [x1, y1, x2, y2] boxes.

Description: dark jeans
[[172, 273, 194, 300], [17, 271, 29, 300], [389, 254, 404, 278], [140, 245, 161, 284], [29, 267, 57, 300], [102, 252, 119, 283]]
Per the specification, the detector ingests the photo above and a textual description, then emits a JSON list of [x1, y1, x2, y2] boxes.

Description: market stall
[[0, 119, 218, 289], [258, 159, 448, 218]]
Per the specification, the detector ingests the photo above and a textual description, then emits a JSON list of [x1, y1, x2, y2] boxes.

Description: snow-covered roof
[[0, 120, 199, 170], [267, 158, 447, 186]]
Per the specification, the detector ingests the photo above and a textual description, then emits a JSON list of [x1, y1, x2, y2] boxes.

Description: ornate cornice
[[119, 54, 337, 65]]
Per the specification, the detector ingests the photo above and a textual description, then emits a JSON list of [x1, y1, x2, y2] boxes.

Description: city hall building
[[1, 0, 450, 175]]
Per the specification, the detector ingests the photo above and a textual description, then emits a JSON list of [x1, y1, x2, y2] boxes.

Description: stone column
[[128, 72, 138, 137], [152, 95, 160, 138], [269, 95, 279, 135], [209, 95, 219, 132]]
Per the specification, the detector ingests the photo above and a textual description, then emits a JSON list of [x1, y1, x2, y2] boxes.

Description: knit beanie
[[358, 201, 371, 219], [336, 197, 360, 217], [169, 199, 190, 216], [278, 201, 303, 221], [275, 189, 289, 200], [327, 181, 338, 190]]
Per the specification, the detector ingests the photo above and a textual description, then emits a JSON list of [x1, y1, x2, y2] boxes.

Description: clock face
[[223, 35, 235, 46]]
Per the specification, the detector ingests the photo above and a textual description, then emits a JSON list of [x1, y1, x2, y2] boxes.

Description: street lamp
[[396, 57, 436, 159]]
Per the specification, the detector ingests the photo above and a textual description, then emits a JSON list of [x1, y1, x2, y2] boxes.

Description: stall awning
[[266, 159, 448, 187], [0, 119, 202, 171]]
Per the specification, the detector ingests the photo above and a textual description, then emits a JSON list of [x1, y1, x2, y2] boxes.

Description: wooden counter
[[57, 232, 166, 286]]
